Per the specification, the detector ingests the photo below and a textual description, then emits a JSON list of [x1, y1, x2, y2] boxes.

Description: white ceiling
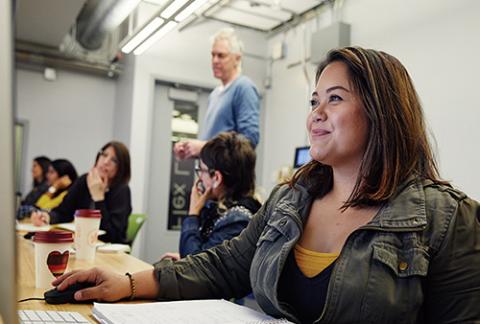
[[196, 0, 323, 32], [15, 0, 324, 50], [15, 0, 86, 47]]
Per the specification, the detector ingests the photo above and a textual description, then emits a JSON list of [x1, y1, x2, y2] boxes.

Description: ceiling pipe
[[76, 0, 141, 50], [15, 41, 121, 78]]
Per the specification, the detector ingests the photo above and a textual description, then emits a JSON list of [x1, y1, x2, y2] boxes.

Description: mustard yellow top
[[294, 244, 339, 278], [35, 191, 68, 210]]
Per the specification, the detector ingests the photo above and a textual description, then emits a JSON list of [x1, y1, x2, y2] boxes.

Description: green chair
[[126, 213, 147, 246]]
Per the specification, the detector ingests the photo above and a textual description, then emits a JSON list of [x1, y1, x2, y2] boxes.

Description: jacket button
[[398, 261, 408, 271]]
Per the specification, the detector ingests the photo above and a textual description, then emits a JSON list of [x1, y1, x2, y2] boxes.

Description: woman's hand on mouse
[[52, 268, 131, 302]]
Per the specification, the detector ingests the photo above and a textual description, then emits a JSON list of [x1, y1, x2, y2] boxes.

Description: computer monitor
[[0, 0, 18, 323], [293, 146, 311, 168]]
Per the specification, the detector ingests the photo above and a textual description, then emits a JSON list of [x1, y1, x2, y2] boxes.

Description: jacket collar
[[279, 176, 428, 231], [368, 177, 428, 230]]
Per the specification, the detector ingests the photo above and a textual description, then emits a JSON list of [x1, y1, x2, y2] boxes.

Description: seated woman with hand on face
[[163, 131, 261, 261], [35, 159, 78, 210], [31, 141, 132, 243], [50, 48, 480, 324]]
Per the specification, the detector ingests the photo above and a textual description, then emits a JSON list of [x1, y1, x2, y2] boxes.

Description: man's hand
[[173, 142, 187, 160], [173, 140, 207, 160]]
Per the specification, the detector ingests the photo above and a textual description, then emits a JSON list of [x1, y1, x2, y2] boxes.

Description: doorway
[[143, 81, 210, 263]]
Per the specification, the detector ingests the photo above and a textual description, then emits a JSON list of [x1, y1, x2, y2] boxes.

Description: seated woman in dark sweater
[[163, 132, 261, 260], [31, 141, 132, 243]]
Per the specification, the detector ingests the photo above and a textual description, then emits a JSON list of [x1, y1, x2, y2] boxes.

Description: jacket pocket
[[372, 243, 429, 277], [251, 216, 289, 296], [360, 242, 430, 324], [256, 217, 289, 247]]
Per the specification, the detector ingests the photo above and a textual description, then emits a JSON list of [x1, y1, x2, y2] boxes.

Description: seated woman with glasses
[[31, 141, 132, 243], [163, 132, 261, 260]]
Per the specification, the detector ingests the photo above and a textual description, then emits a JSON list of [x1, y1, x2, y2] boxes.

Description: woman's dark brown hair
[[290, 47, 445, 207], [33, 156, 51, 186], [50, 159, 78, 197], [200, 131, 256, 202], [95, 141, 131, 187]]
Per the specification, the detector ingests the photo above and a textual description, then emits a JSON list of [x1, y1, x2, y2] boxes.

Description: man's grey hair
[[211, 27, 244, 56]]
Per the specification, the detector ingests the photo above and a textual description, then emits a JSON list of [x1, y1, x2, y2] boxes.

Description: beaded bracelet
[[125, 272, 136, 300]]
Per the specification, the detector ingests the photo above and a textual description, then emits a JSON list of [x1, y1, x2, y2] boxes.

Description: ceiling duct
[[76, 0, 141, 50]]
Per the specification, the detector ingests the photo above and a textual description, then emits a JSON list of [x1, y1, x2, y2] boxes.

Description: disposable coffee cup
[[33, 230, 73, 289], [74, 209, 101, 261]]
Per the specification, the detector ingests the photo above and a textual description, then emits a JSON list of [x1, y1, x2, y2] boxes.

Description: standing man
[[174, 27, 260, 160]]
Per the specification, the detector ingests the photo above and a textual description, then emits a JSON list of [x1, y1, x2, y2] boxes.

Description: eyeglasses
[[194, 161, 213, 177], [98, 150, 119, 165]]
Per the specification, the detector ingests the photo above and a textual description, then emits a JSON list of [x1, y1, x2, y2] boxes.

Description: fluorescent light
[[133, 21, 178, 55], [160, 0, 189, 19], [121, 17, 164, 54], [175, 0, 209, 22]]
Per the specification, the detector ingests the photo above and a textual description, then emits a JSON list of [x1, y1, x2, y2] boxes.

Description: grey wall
[[113, 54, 135, 146], [16, 69, 116, 195]]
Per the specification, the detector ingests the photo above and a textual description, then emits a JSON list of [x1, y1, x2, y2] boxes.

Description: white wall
[[16, 69, 116, 194], [262, 0, 480, 200]]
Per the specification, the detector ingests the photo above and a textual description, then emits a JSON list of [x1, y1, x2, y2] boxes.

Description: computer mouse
[[44, 282, 95, 304]]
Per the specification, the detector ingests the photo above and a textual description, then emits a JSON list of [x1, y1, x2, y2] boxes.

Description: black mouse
[[44, 282, 95, 304]]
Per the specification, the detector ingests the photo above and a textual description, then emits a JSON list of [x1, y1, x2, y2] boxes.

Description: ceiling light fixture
[[133, 21, 178, 55], [121, 17, 164, 54], [160, 0, 189, 19], [175, 0, 209, 22], [121, 0, 216, 55]]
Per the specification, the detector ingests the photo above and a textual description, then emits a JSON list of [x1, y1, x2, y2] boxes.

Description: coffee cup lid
[[33, 230, 74, 243], [74, 209, 101, 218]]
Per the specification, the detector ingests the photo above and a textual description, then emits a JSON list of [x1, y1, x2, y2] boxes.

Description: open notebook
[[92, 299, 293, 324]]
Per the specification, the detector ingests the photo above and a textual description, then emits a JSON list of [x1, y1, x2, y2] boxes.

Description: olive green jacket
[[154, 178, 480, 323]]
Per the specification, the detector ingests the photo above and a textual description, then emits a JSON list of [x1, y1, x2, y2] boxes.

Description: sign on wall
[[167, 147, 194, 230]]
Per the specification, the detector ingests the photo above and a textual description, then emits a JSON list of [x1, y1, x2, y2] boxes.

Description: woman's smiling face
[[307, 61, 369, 170]]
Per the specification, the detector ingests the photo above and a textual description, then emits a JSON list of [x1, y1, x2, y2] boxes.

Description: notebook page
[[92, 299, 293, 324]]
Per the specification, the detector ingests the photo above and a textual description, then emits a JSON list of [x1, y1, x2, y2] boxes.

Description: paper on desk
[[96, 243, 131, 253], [16, 222, 106, 235], [16, 223, 50, 232], [92, 299, 293, 324]]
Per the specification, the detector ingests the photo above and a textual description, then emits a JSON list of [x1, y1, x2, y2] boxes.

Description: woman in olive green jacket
[[53, 47, 480, 323]]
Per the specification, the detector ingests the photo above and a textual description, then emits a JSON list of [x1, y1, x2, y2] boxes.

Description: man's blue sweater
[[199, 75, 260, 147]]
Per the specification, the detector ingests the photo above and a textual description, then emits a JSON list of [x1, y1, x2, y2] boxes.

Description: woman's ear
[[213, 170, 223, 188]]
